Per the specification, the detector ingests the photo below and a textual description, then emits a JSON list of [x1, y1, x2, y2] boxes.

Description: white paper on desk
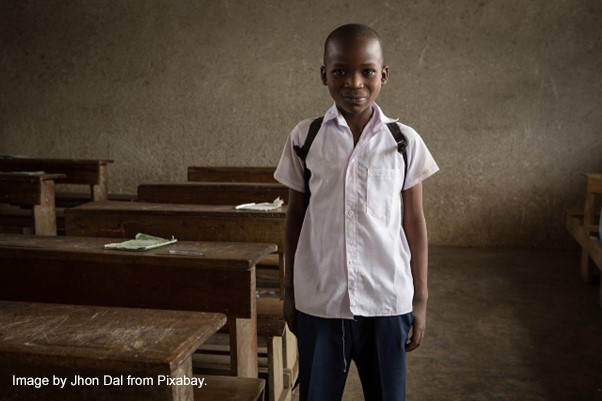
[[0, 171, 45, 176], [104, 233, 177, 251], [235, 197, 284, 211]]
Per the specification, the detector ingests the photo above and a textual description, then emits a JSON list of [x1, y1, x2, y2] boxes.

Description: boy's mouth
[[343, 96, 368, 103]]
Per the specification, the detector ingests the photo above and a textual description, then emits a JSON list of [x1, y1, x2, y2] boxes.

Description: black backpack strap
[[293, 117, 324, 203], [386, 122, 409, 190]]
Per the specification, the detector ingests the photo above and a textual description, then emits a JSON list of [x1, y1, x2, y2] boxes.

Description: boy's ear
[[381, 65, 389, 85], [320, 65, 327, 85]]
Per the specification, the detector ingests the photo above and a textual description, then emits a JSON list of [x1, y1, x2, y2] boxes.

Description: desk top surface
[[0, 156, 113, 165], [140, 181, 285, 189], [68, 201, 286, 218], [0, 300, 225, 368], [0, 172, 66, 181], [0, 234, 277, 270]]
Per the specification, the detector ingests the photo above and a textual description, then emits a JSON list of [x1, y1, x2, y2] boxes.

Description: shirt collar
[[323, 103, 398, 129]]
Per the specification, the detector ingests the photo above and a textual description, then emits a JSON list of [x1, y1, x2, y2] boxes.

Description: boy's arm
[[402, 182, 429, 352], [283, 188, 307, 336]]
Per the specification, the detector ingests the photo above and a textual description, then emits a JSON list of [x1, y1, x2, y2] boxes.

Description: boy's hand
[[406, 299, 427, 352], [283, 289, 297, 336]]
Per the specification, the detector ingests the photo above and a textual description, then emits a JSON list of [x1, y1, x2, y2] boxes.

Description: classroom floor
[[291, 246, 602, 401]]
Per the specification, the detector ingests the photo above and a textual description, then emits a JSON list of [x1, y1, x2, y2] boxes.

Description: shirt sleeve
[[274, 124, 306, 193], [401, 125, 439, 190]]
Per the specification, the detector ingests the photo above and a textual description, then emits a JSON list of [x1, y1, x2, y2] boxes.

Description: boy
[[274, 24, 439, 401]]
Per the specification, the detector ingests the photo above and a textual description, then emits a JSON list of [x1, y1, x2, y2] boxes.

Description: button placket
[[345, 155, 360, 311]]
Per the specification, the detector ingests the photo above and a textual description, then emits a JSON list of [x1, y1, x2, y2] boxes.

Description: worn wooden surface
[[0, 300, 225, 401], [65, 201, 285, 249], [0, 234, 276, 377], [138, 182, 288, 205], [188, 167, 277, 183]]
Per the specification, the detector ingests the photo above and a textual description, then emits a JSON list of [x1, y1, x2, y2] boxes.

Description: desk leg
[[229, 317, 258, 378], [33, 179, 57, 236], [92, 164, 109, 201], [282, 327, 298, 391], [169, 357, 194, 401], [267, 336, 284, 401]]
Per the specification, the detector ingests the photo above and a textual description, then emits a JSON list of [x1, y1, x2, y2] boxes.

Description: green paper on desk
[[104, 233, 177, 251]]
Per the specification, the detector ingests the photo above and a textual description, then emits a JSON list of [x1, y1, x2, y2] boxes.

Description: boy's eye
[[332, 69, 346, 77], [364, 69, 377, 77]]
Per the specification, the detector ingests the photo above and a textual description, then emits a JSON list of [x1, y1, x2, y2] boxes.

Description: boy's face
[[321, 36, 388, 119]]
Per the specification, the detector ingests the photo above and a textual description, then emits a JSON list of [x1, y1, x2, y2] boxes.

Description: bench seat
[[196, 375, 265, 401]]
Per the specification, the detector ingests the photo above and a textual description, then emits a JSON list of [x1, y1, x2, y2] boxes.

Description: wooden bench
[[0, 234, 276, 379], [63, 201, 294, 401], [188, 167, 277, 183], [0, 172, 64, 235], [0, 155, 113, 203], [0, 300, 248, 401], [566, 173, 602, 307]]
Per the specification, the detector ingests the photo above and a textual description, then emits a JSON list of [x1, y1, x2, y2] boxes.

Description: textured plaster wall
[[0, 0, 600, 248]]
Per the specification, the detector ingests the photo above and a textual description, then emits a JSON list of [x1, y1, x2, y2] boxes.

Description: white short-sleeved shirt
[[275, 103, 439, 319]]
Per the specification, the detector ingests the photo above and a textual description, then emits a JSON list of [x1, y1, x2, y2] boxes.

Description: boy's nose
[[345, 73, 364, 88]]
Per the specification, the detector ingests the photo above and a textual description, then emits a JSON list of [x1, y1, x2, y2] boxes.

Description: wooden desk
[[0, 234, 277, 378], [0, 172, 65, 235], [138, 182, 288, 205], [137, 181, 287, 287], [65, 201, 285, 251], [0, 155, 113, 202], [65, 200, 286, 300], [63, 201, 291, 399], [0, 300, 225, 401], [188, 167, 277, 183]]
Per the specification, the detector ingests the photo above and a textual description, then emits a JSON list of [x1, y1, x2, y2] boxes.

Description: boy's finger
[[405, 338, 419, 352], [405, 330, 423, 352]]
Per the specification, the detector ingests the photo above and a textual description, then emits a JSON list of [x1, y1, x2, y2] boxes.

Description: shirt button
[[348, 260, 354, 265], [347, 210, 354, 217]]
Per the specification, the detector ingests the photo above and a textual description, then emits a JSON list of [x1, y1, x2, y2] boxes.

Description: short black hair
[[323, 23, 383, 65]]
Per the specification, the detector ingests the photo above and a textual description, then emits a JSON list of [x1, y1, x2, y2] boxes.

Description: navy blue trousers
[[297, 311, 413, 401]]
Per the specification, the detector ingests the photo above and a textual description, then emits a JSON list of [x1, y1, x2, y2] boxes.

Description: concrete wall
[[1, 0, 600, 249]]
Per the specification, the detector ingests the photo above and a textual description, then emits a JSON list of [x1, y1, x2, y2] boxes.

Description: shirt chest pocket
[[366, 168, 402, 220]]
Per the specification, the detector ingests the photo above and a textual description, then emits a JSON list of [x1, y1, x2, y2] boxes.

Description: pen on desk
[[169, 250, 204, 257]]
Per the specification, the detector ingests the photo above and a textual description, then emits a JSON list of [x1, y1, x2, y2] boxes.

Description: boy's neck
[[339, 105, 375, 146]]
